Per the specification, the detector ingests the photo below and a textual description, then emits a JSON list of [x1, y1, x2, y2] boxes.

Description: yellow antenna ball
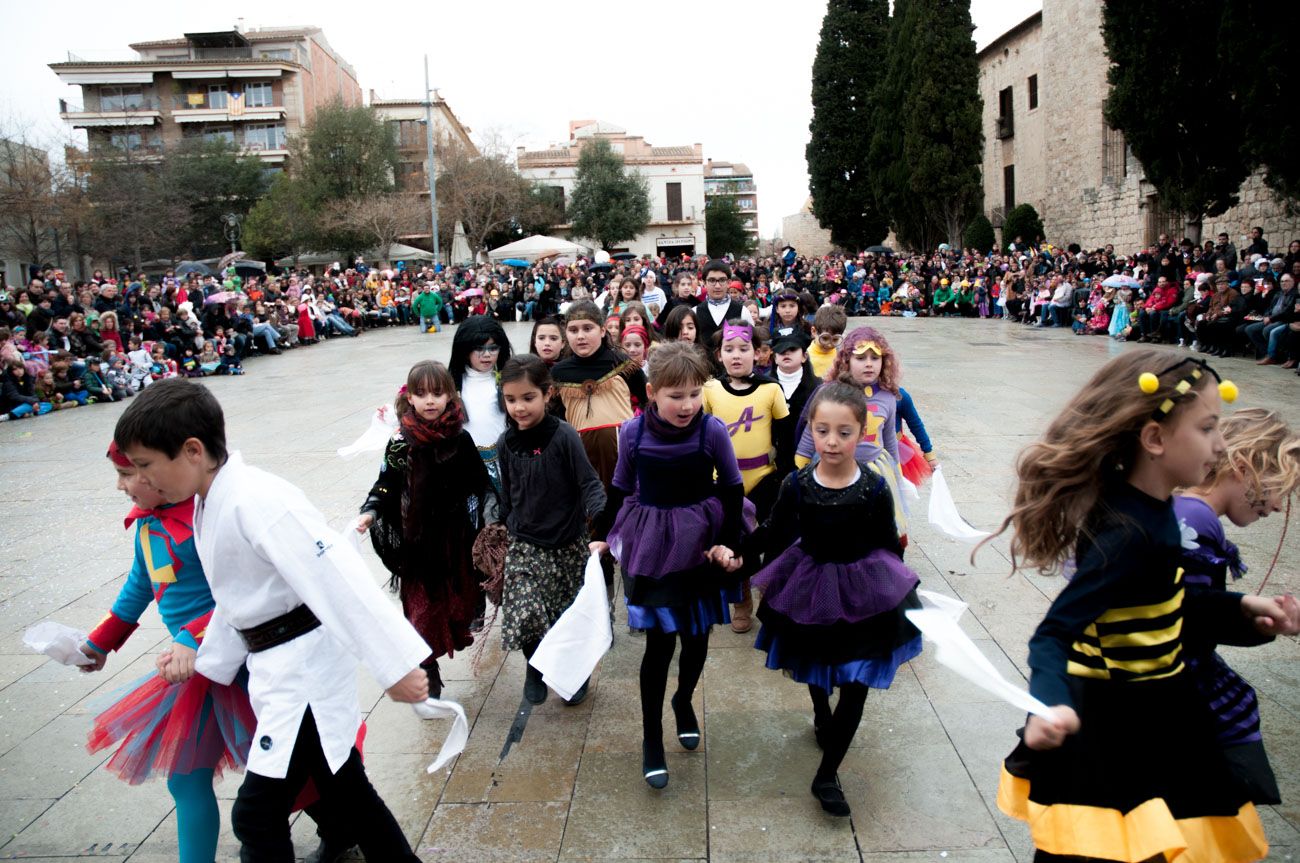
[[1218, 380, 1239, 403], [1138, 372, 1159, 394]]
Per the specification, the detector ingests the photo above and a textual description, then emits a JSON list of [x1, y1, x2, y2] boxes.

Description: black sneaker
[[524, 664, 547, 704], [564, 678, 590, 706], [671, 692, 701, 751], [643, 740, 669, 789], [811, 777, 851, 817]]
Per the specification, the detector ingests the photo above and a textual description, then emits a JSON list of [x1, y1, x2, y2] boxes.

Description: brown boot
[[731, 583, 753, 634]]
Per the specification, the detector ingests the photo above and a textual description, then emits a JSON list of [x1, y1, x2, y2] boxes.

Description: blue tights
[[167, 768, 219, 863]]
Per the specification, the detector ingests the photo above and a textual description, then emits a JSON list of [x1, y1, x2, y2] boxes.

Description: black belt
[[239, 605, 321, 653]]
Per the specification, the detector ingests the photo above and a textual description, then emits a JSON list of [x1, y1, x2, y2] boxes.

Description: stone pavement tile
[[0, 714, 107, 799], [441, 715, 584, 804], [966, 614, 1041, 676], [0, 653, 45, 690], [482, 650, 598, 718], [128, 801, 240, 862], [1259, 804, 1300, 848], [0, 797, 54, 846], [944, 572, 1051, 617], [1257, 696, 1300, 827], [419, 800, 568, 862], [559, 751, 707, 860], [861, 851, 1015, 863], [705, 709, 821, 802], [978, 790, 1035, 863], [363, 675, 493, 756], [706, 797, 859, 862], [583, 683, 695, 756], [2, 764, 171, 857], [911, 639, 1026, 707], [359, 752, 446, 846], [0, 678, 97, 757], [702, 647, 813, 713], [838, 739, 1004, 853], [850, 667, 951, 751], [929, 700, 1024, 783]]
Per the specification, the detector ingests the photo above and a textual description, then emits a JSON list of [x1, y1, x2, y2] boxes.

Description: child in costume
[[770, 326, 818, 473], [620, 324, 651, 379], [1174, 407, 1300, 805], [497, 355, 607, 705], [746, 383, 922, 817], [988, 352, 1299, 863], [895, 387, 938, 486], [450, 315, 512, 493], [529, 316, 566, 367], [701, 319, 791, 633], [553, 300, 647, 588], [592, 341, 745, 790], [357, 360, 494, 698], [115, 379, 431, 862], [807, 305, 847, 380], [82, 442, 255, 863], [795, 326, 906, 535]]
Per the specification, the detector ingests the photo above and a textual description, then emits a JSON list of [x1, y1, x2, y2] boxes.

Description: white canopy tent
[[487, 234, 591, 262]]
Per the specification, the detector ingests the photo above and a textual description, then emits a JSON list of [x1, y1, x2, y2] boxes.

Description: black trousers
[[231, 708, 419, 862]]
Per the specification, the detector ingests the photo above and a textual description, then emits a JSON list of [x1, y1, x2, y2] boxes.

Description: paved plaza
[[1, 318, 1297, 862]]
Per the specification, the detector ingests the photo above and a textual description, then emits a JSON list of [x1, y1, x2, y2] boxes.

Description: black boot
[[422, 659, 442, 700], [564, 678, 590, 706], [521, 640, 547, 704], [671, 692, 700, 750]]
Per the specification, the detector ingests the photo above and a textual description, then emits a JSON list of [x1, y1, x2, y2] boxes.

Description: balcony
[[171, 95, 287, 123], [705, 181, 756, 194], [88, 140, 166, 161], [59, 97, 162, 128]]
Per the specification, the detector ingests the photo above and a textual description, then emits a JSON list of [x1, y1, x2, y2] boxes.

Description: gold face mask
[[852, 340, 883, 357]]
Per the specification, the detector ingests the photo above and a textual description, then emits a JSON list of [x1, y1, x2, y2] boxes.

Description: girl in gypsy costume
[[497, 355, 607, 706], [357, 360, 494, 698], [591, 342, 745, 790], [82, 442, 256, 863], [552, 300, 647, 587], [449, 315, 512, 493], [987, 351, 1299, 863], [746, 383, 922, 818], [794, 326, 908, 536], [1173, 408, 1300, 806]]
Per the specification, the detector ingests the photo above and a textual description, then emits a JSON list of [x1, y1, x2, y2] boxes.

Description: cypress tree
[[867, 0, 919, 247], [805, 0, 890, 251], [1102, 0, 1249, 239], [899, 0, 983, 251]]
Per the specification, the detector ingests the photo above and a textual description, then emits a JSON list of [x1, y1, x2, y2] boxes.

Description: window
[[1103, 125, 1127, 183], [666, 182, 683, 221], [203, 126, 235, 144], [244, 123, 286, 150], [1003, 165, 1016, 213], [394, 119, 424, 148], [244, 82, 273, 108], [738, 198, 754, 210], [207, 84, 229, 109], [997, 87, 1014, 138], [259, 48, 293, 61], [100, 86, 144, 111], [109, 130, 142, 151]]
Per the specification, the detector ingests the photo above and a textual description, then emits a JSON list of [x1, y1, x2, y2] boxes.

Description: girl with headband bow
[[701, 318, 792, 632]]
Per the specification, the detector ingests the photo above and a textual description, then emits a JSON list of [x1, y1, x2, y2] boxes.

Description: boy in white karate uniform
[[115, 378, 431, 862]]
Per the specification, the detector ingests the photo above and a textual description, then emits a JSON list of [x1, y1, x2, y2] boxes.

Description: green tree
[[84, 149, 191, 271], [868, 0, 923, 249], [242, 173, 318, 265], [963, 213, 995, 252], [805, 0, 890, 251], [1102, 0, 1249, 240], [705, 197, 756, 258], [161, 138, 269, 258], [899, 0, 983, 250], [567, 138, 650, 251], [1002, 203, 1044, 246]]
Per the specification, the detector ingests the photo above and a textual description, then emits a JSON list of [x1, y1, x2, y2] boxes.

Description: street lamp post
[[423, 55, 440, 267], [222, 213, 242, 254]]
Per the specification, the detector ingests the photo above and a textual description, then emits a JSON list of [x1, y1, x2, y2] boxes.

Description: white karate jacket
[[193, 452, 430, 778]]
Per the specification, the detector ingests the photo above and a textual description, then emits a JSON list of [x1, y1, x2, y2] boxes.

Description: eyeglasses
[[474, 345, 501, 355], [816, 334, 844, 347], [704, 277, 730, 285]]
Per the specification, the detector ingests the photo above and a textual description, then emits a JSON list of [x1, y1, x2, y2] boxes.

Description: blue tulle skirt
[[627, 584, 744, 636], [755, 627, 922, 692]]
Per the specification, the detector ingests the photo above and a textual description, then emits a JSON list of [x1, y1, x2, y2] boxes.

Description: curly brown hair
[[984, 349, 1221, 574], [824, 326, 900, 395]]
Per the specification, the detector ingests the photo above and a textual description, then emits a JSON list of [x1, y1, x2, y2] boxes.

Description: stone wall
[[781, 199, 839, 257]]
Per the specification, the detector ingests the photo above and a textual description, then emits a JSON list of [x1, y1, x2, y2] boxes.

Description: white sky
[[1, 0, 1041, 238]]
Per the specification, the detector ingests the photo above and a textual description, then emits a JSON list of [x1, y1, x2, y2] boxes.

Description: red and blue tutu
[[897, 432, 933, 486], [87, 670, 255, 784]]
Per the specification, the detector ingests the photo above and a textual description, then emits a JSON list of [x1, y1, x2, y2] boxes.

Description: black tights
[[640, 629, 709, 748], [808, 683, 868, 783]]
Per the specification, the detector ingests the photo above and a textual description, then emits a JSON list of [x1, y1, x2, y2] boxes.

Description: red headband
[[106, 440, 132, 467], [621, 324, 649, 345]]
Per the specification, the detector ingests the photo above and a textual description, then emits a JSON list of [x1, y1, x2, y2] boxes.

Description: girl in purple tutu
[[591, 341, 745, 790], [746, 382, 923, 818]]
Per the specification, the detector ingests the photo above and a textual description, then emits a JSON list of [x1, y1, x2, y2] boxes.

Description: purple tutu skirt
[[609, 497, 725, 580], [752, 543, 919, 626], [755, 627, 921, 691], [627, 584, 744, 637]]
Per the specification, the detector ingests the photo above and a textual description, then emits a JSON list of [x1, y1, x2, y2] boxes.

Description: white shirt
[[705, 299, 754, 326], [777, 367, 803, 400], [639, 286, 667, 319], [461, 368, 506, 449], [194, 453, 430, 777]]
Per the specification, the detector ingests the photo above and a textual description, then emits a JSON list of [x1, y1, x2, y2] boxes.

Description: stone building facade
[[978, 0, 1300, 252], [704, 159, 759, 245], [780, 197, 839, 257], [517, 121, 707, 258]]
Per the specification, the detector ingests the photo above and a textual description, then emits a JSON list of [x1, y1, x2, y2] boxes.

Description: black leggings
[[809, 683, 868, 782], [640, 629, 709, 747]]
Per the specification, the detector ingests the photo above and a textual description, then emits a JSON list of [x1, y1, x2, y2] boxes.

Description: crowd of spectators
[[6, 227, 1297, 420]]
